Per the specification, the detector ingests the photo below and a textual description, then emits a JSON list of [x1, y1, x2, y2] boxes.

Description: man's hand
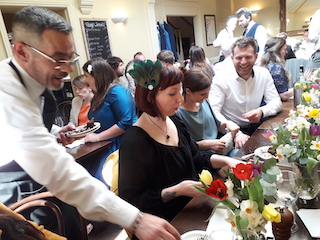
[[57, 124, 76, 145], [134, 213, 180, 240], [234, 132, 250, 149], [242, 109, 263, 123]]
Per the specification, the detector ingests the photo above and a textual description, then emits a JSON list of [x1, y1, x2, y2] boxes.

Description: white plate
[[65, 122, 101, 137], [181, 230, 213, 240], [254, 146, 274, 160]]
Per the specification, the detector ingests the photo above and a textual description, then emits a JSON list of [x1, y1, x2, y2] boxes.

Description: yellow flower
[[302, 84, 307, 90], [311, 140, 320, 150], [302, 92, 312, 102], [309, 109, 319, 118], [262, 206, 281, 223], [294, 82, 301, 88], [199, 170, 213, 185]]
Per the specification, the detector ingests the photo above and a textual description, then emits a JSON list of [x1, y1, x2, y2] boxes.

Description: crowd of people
[[1, 4, 320, 240]]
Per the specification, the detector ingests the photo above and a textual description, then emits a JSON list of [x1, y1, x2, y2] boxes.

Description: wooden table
[[66, 140, 112, 162], [258, 99, 293, 129]]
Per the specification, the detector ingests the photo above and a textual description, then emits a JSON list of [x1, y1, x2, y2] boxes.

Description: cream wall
[[0, 0, 283, 74]]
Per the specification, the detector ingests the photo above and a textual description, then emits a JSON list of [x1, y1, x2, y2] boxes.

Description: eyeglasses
[[23, 42, 80, 69]]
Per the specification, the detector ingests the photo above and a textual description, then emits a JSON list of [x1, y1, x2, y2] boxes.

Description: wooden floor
[[88, 221, 129, 240]]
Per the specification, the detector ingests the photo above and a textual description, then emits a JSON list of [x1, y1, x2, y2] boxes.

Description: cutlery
[[241, 152, 255, 160]]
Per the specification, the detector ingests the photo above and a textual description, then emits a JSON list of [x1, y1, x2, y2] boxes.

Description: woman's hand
[[161, 180, 204, 202], [197, 139, 225, 151]]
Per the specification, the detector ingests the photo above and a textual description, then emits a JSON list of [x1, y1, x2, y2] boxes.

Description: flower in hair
[[128, 60, 162, 91], [87, 64, 93, 74]]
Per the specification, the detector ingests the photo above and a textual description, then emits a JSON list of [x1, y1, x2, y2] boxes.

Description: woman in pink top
[[69, 75, 94, 126]]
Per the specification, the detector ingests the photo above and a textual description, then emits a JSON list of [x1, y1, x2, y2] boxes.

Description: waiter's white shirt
[[0, 57, 139, 228]]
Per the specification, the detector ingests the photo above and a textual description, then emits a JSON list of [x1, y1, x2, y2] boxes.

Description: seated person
[[209, 36, 282, 148], [118, 61, 242, 237], [260, 37, 293, 101], [0, 202, 66, 240], [82, 58, 138, 183], [69, 75, 94, 126], [177, 68, 239, 156], [156, 50, 175, 65]]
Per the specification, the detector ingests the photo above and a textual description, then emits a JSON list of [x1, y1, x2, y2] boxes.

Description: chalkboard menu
[[80, 18, 112, 59]]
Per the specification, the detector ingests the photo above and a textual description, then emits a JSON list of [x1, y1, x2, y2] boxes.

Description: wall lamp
[[111, 16, 128, 25], [250, 7, 260, 15]]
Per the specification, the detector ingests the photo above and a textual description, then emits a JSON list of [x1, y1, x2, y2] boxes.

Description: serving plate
[[65, 122, 100, 137]]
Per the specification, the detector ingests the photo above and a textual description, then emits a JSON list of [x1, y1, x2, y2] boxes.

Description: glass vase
[[232, 229, 260, 240], [294, 163, 320, 200]]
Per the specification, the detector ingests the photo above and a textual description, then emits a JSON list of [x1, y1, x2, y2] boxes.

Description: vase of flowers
[[197, 160, 282, 239], [294, 162, 320, 200], [263, 104, 320, 200]]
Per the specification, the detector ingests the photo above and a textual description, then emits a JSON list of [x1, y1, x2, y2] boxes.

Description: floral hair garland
[[128, 59, 162, 91]]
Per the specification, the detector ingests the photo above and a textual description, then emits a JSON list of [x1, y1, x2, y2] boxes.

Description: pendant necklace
[[147, 114, 170, 139]]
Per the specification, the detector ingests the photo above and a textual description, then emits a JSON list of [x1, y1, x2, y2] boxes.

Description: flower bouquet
[[262, 105, 320, 199], [196, 160, 281, 239]]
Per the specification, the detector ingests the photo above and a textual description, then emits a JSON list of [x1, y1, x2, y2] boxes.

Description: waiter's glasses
[[23, 42, 80, 70]]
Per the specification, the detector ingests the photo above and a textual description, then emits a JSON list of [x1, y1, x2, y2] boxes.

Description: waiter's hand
[[57, 124, 76, 145]]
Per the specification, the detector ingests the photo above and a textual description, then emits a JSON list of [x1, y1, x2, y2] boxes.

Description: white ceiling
[[287, 0, 320, 13]]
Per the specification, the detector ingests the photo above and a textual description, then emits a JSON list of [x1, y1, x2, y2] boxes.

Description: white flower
[[225, 179, 234, 197], [87, 64, 93, 74]]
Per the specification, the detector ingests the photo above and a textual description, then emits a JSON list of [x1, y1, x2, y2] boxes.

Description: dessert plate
[[254, 146, 274, 160], [65, 122, 100, 137], [181, 230, 213, 240]]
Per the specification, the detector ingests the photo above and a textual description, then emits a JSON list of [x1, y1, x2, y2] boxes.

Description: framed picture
[[204, 15, 216, 46]]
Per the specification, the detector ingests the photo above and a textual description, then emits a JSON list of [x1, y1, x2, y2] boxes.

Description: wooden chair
[[56, 100, 72, 125], [8, 191, 88, 240]]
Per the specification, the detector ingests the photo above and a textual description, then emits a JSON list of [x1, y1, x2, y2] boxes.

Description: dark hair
[[107, 56, 123, 70], [182, 68, 211, 95], [156, 50, 175, 64], [235, 7, 252, 20], [133, 52, 144, 59], [72, 74, 89, 88], [83, 58, 117, 111], [231, 36, 258, 54], [135, 63, 183, 119], [189, 45, 213, 79], [0, 214, 45, 240], [12, 6, 72, 43]]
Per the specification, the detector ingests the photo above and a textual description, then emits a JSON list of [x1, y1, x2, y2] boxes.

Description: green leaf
[[307, 157, 319, 175]]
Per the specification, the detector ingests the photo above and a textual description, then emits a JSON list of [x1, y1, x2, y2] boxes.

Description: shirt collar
[[12, 57, 46, 108]]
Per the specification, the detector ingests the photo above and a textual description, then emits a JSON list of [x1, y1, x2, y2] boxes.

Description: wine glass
[[276, 170, 299, 233]]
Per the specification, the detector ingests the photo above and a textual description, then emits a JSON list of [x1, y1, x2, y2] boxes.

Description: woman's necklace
[[147, 114, 170, 139]]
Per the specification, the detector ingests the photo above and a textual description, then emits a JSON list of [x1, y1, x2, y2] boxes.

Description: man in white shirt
[[213, 15, 237, 62], [236, 7, 268, 64], [209, 36, 282, 148], [0, 6, 179, 240], [308, 9, 320, 68]]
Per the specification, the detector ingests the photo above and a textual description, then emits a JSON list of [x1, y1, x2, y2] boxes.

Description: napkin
[[297, 209, 320, 238], [206, 208, 274, 239], [65, 138, 85, 149]]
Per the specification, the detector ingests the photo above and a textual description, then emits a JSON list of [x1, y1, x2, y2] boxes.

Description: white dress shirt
[[308, 9, 320, 53], [209, 64, 282, 127], [0, 58, 139, 228], [213, 27, 234, 56]]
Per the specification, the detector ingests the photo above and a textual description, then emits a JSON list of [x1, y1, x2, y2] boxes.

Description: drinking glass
[[276, 170, 299, 233]]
